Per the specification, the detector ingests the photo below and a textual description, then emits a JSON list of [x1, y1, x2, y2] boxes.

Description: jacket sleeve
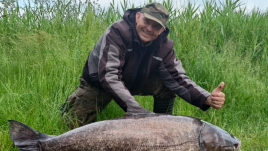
[[97, 22, 151, 114], [157, 47, 211, 111]]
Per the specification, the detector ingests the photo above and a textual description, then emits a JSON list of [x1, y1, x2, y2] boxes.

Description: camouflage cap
[[140, 3, 169, 29]]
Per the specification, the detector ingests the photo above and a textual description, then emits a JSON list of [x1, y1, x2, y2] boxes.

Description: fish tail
[[8, 120, 52, 151]]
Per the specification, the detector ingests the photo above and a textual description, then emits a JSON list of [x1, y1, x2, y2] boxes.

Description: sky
[[1, 0, 268, 13], [97, 0, 268, 12]]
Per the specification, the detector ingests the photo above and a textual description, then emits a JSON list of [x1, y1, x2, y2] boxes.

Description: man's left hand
[[205, 82, 225, 109]]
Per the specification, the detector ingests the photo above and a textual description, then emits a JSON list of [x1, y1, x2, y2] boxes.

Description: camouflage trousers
[[62, 74, 176, 129]]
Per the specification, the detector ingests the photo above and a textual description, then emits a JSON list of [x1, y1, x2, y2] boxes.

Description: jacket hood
[[123, 8, 170, 44]]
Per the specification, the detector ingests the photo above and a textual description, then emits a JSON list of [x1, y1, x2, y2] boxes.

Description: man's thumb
[[212, 82, 225, 93]]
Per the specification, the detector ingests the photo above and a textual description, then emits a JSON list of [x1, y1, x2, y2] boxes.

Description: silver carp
[[9, 114, 241, 151]]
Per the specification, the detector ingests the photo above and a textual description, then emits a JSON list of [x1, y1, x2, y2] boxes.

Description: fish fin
[[8, 120, 52, 151]]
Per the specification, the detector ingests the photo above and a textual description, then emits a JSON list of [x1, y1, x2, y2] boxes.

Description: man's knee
[[62, 88, 97, 129], [62, 79, 112, 129]]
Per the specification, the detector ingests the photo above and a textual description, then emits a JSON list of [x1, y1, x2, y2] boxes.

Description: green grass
[[0, 0, 268, 150]]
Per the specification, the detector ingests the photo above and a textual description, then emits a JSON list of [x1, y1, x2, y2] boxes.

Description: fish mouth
[[233, 138, 241, 150], [229, 135, 241, 150], [220, 141, 241, 150]]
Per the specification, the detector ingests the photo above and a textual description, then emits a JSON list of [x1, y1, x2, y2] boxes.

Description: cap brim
[[143, 13, 166, 29]]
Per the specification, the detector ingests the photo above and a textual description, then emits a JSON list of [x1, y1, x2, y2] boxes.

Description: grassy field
[[0, 0, 268, 150]]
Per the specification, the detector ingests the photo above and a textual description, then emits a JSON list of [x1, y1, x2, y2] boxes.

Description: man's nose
[[147, 24, 154, 31]]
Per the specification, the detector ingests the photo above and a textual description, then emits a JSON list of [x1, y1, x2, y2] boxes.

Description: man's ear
[[136, 12, 141, 21], [159, 27, 165, 35]]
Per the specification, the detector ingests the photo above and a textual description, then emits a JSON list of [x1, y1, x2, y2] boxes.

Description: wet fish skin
[[8, 114, 241, 151]]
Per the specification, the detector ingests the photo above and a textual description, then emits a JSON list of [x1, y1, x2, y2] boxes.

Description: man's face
[[135, 12, 165, 44]]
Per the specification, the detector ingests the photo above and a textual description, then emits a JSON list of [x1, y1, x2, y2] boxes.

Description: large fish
[[9, 114, 241, 151]]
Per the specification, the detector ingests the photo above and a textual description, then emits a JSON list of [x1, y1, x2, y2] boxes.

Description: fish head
[[199, 121, 241, 151]]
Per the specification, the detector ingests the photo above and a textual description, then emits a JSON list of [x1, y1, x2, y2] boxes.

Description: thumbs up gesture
[[205, 82, 226, 109]]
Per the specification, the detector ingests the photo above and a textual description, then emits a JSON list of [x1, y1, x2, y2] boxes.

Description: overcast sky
[[1, 0, 267, 13], [97, 0, 268, 12]]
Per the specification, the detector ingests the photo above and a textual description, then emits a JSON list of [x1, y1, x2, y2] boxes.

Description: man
[[62, 3, 225, 128]]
